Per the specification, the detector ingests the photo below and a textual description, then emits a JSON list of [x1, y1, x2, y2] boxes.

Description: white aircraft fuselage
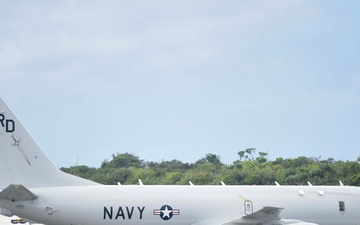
[[1, 98, 359, 225], [6, 185, 360, 225]]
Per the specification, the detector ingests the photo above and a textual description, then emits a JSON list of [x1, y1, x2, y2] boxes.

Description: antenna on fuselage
[[221, 181, 226, 186], [275, 181, 280, 186], [138, 179, 144, 186], [189, 181, 194, 186]]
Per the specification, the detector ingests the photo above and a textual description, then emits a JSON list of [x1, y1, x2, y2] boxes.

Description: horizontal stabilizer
[[0, 184, 38, 202]]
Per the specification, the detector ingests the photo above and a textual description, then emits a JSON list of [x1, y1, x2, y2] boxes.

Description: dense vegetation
[[60, 148, 360, 186]]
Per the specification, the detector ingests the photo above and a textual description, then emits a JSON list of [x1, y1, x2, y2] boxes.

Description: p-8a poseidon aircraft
[[0, 98, 359, 225]]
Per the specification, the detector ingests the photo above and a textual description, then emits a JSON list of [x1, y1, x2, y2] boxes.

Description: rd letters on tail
[[0, 113, 15, 133]]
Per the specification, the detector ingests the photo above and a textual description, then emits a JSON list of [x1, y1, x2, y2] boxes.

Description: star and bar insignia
[[153, 205, 180, 220]]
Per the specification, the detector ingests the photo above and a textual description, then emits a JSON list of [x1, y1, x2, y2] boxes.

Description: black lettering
[[6, 119, 15, 132], [104, 206, 145, 220], [138, 206, 145, 219], [115, 207, 125, 220], [0, 114, 4, 127], [126, 207, 134, 219], [104, 207, 113, 220]]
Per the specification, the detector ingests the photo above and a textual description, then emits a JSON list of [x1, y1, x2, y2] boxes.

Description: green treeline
[[60, 148, 360, 186]]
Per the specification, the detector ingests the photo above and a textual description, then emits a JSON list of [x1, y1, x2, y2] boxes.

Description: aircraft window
[[339, 201, 345, 212]]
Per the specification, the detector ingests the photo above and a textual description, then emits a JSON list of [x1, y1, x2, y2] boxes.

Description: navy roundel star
[[153, 205, 180, 220]]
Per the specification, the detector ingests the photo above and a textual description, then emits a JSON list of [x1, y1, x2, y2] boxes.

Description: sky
[[1, 1, 360, 168]]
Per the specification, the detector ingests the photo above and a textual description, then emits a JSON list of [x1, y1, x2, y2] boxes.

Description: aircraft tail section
[[0, 99, 99, 189]]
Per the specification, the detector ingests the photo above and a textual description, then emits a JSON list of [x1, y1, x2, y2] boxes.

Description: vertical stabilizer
[[0, 99, 99, 189]]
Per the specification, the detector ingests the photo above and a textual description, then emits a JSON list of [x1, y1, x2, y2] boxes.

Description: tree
[[195, 153, 223, 166], [61, 150, 360, 187], [102, 153, 144, 169], [238, 148, 256, 161], [245, 148, 256, 160], [238, 151, 245, 161], [205, 153, 222, 165], [60, 165, 97, 180], [257, 152, 268, 163]]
